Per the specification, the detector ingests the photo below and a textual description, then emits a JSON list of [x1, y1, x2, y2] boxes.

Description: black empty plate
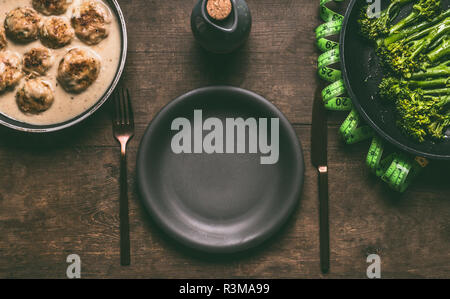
[[137, 86, 304, 253]]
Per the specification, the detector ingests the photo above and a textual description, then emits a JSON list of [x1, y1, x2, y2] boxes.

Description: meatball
[[71, 0, 111, 45], [4, 7, 41, 42], [32, 0, 73, 16], [16, 78, 54, 114], [0, 51, 23, 92], [0, 27, 7, 50], [40, 16, 75, 49], [57, 48, 101, 93], [23, 47, 54, 76]]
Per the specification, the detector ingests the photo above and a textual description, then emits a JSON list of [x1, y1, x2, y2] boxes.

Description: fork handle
[[120, 142, 131, 266]]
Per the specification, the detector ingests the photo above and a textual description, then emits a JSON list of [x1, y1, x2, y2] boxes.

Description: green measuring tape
[[315, 0, 428, 192]]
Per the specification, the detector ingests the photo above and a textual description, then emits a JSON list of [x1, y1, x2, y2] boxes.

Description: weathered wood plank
[[0, 0, 448, 279], [0, 125, 448, 278]]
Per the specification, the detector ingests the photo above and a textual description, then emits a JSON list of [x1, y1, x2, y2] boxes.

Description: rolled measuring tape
[[316, 0, 351, 111], [315, 0, 428, 192], [366, 137, 428, 192]]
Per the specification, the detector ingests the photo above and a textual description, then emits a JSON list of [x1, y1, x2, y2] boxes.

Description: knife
[[311, 86, 330, 274]]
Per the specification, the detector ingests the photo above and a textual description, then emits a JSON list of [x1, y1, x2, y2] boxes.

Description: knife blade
[[311, 87, 327, 167], [311, 86, 330, 274]]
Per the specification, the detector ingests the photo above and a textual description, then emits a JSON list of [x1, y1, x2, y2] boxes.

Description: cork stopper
[[206, 0, 232, 21]]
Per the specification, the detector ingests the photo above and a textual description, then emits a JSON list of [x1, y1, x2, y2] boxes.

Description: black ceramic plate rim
[[136, 86, 304, 253], [340, 0, 450, 160], [0, 0, 127, 133]]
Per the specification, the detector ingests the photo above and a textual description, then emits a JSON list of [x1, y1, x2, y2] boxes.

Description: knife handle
[[318, 166, 330, 274]]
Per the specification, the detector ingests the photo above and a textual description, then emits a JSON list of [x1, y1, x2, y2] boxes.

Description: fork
[[112, 87, 134, 266]]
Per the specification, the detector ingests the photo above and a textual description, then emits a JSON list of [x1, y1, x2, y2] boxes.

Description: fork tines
[[113, 88, 134, 128]]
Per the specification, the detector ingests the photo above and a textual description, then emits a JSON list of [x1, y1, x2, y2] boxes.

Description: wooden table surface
[[0, 0, 449, 279]]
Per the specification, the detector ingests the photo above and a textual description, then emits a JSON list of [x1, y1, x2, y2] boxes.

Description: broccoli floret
[[389, 0, 441, 34], [379, 77, 410, 102], [379, 76, 449, 100], [381, 16, 450, 77], [395, 91, 433, 142], [360, 4, 450, 143], [428, 111, 450, 139], [359, 0, 415, 41], [396, 90, 450, 142], [379, 77, 450, 142]]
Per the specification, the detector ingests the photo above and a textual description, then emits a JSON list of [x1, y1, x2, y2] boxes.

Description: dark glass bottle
[[191, 0, 252, 54]]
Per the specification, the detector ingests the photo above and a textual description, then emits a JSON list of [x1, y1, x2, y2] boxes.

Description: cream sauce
[[0, 0, 122, 125]]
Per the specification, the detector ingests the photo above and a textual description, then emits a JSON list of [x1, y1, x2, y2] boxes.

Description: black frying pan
[[340, 0, 450, 160]]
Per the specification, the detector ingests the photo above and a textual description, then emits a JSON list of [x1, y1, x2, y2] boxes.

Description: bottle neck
[[206, 0, 232, 21]]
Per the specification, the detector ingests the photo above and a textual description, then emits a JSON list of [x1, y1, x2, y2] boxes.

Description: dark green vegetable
[[388, 0, 441, 34], [426, 36, 450, 62], [359, 0, 415, 41], [396, 91, 450, 142], [380, 76, 450, 101], [411, 60, 450, 78], [379, 77, 450, 142], [359, 0, 449, 142], [381, 16, 449, 77], [380, 9, 450, 47]]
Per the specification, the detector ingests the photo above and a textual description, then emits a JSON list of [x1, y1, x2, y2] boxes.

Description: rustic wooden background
[[0, 0, 449, 279]]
